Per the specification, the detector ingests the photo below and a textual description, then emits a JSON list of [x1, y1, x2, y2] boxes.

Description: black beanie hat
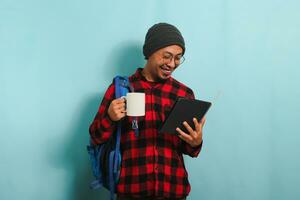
[[143, 23, 185, 59]]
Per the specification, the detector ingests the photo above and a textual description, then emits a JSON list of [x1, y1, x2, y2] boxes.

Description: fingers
[[113, 97, 126, 104], [176, 127, 193, 143], [180, 117, 206, 135], [116, 112, 126, 119], [175, 116, 207, 147], [111, 98, 126, 111], [183, 121, 195, 136], [108, 98, 127, 121], [115, 103, 126, 111], [199, 117, 206, 129], [193, 118, 200, 133]]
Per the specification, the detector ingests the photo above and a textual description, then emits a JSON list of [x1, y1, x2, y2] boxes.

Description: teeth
[[161, 66, 171, 71]]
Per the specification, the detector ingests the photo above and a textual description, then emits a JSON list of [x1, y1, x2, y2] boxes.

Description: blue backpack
[[87, 76, 138, 200]]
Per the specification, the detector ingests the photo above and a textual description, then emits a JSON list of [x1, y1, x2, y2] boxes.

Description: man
[[89, 23, 206, 200]]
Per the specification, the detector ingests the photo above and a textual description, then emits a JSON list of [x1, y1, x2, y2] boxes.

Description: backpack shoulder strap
[[114, 76, 139, 136], [107, 76, 134, 200], [114, 76, 133, 97]]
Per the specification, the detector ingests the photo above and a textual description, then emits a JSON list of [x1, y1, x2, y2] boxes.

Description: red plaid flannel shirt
[[89, 68, 202, 199]]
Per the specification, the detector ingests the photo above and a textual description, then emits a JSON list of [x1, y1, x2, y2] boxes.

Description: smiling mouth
[[160, 65, 172, 75]]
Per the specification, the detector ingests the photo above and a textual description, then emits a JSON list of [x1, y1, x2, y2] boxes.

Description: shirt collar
[[132, 68, 170, 88]]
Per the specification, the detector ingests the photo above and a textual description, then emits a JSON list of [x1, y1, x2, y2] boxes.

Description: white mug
[[124, 92, 145, 116]]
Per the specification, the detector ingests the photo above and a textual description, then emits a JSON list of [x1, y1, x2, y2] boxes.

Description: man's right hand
[[107, 97, 126, 121]]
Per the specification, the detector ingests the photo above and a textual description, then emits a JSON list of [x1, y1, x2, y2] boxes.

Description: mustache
[[160, 64, 177, 70]]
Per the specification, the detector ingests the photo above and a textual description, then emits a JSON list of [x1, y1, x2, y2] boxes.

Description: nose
[[167, 57, 176, 68]]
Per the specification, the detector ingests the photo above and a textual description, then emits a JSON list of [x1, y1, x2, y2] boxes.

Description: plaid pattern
[[89, 68, 202, 199]]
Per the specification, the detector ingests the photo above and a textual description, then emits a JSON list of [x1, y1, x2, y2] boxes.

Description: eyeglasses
[[162, 52, 185, 66]]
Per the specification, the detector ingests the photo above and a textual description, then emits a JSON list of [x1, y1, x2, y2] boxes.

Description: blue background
[[1, 0, 300, 199]]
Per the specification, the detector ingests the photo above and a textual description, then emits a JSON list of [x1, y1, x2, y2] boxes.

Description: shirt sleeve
[[181, 140, 203, 157], [89, 83, 116, 145], [180, 87, 203, 157]]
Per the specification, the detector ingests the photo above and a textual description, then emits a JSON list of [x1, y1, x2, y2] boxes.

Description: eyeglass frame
[[161, 51, 185, 66]]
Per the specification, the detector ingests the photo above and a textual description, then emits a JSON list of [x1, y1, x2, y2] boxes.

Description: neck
[[142, 63, 156, 82]]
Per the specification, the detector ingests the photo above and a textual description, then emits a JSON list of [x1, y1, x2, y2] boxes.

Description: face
[[146, 45, 184, 81]]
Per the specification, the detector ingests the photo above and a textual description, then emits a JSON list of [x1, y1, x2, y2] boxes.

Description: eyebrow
[[163, 51, 183, 56]]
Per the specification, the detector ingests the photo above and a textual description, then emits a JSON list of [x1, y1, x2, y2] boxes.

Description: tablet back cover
[[159, 98, 211, 134]]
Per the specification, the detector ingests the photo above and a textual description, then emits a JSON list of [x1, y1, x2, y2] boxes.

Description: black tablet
[[159, 98, 212, 134]]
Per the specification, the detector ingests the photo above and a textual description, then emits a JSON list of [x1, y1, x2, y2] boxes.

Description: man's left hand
[[176, 117, 206, 147]]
